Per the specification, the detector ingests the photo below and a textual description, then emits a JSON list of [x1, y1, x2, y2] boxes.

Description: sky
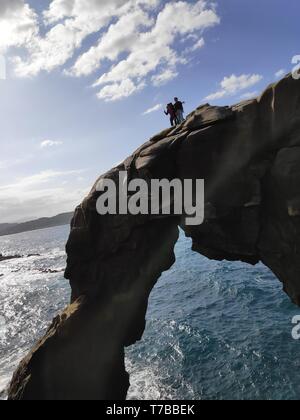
[[0, 0, 299, 223]]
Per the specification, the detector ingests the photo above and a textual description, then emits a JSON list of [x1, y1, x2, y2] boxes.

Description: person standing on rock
[[174, 97, 185, 124], [164, 103, 178, 127]]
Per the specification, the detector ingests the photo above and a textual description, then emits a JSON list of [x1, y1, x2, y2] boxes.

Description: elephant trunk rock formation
[[8, 74, 300, 400]]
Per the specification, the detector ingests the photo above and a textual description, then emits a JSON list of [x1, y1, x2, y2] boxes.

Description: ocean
[[0, 224, 300, 400]]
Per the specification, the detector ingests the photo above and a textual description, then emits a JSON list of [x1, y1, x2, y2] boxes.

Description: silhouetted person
[[165, 103, 178, 127], [174, 97, 185, 123]]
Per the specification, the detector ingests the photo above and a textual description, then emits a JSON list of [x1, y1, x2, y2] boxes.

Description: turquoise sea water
[[0, 225, 300, 400]]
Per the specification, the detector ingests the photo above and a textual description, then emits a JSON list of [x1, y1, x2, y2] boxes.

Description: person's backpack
[[167, 103, 175, 115]]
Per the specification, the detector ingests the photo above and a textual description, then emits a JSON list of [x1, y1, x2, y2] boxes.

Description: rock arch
[[8, 74, 300, 400]]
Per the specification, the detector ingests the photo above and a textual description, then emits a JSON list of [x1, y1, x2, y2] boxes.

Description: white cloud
[[4, 1, 220, 100], [151, 68, 178, 87], [0, 156, 31, 170], [142, 103, 162, 115], [205, 74, 263, 101], [69, 7, 154, 77], [0, 0, 38, 54], [40, 140, 63, 148], [221, 74, 263, 94], [183, 34, 199, 42], [13, 0, 138, 77], [0, 169, 87, 222], [0, 169, 84, 190], [187, 37, 205, 53], [240, 91, 258, 100], [97, 78, 145, 101], [93, 1, 220, 99], [275, 69, 286, 78]]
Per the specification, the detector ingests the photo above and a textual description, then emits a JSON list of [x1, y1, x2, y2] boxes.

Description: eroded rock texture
[[8, 74, 300, 400]]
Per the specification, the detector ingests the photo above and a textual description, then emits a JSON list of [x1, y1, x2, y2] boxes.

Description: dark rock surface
[[8, 73, 300, 400], [0, 254, 41, 262], [38, 268, 64, 274], [0, 254, 22, 262]]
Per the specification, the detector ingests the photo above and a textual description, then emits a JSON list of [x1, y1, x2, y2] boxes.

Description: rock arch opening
[[126, 230, 298, 400]]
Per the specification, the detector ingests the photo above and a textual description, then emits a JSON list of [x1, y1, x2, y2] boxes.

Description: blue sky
[[0, 0, 299, 222]]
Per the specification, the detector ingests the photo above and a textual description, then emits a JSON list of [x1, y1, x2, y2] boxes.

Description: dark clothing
[[165, 104, 178, 127], [167, 114, 178, 127], [166, 103, 176, 116], [174, 101, 184, 112]]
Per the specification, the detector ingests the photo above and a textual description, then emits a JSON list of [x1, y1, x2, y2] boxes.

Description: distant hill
[[0, 212, 73, 237], [0, 223, 18, 235]]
